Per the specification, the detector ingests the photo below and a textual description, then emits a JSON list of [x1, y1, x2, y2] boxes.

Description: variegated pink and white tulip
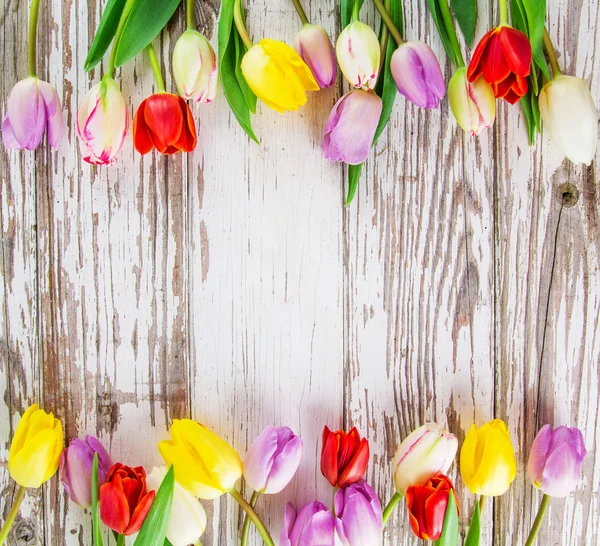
[[336, 22, 380, 91]]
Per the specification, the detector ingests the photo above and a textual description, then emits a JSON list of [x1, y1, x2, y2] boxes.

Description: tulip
[[146, 466, 206, 546], [406, 474, 458, 540], [392, 423, 458, 496], [2, 77, 62, 150], [244, 425, 303, 494], [133, 93, 197, 155], [60, 436, 112, 508], [527, 424, 587, 498], [99, 463, 155, 536], [77, 76, 129, 165], [8, 404, 64, 488], [336, 22, 381, 91], [390, 41, 445, 109], [467, 26, 532, 103], [295, 24, 337, 89], [173, 29, 218, 104], [460, 419, 516, 496], [159, 419, 243, 499], [448, 67, 496, 135], [320, 426, 370, 489], [280, 501, 336, 546], [322, 90, 382, 165], [539, 75, 598, 166], [334, 480, 382, 546]]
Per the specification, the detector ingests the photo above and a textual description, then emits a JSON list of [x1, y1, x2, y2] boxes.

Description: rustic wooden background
[[1, 0, 599, 544]]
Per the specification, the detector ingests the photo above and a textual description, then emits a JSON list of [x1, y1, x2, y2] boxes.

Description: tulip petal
[[2, 116, 22, 149], [527, 424, 552, 487], [38, 80, 63, 148], [4, 78, 48, 150], [125, 490, 155, 535], [265, 434, 303, 494], [423, 487, 448, 540], [338, 437, 369, 488], [499, 27, 532, 77], [244, 426, 279, 492], [481, 32, 511, 84], [280, 502, 297, 546], [100, 474, 130, 534], [142, 94, 184, 153], [133, 101, 155, 155], [467, 29, 494, 82], [321, 429, 340, 486], [539, 442, 581, 497]]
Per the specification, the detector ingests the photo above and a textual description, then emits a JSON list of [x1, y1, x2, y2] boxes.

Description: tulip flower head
[[539, 74, 598, 166], [460, 419, 517, 496], [8, 404, 64, 488], [147, 466, 207, 546], [322, 90, 382, 165], [133, 93, 197, 155], [336, 22, 381, 91], [295, 24, 337, 89], [467, 26, 532, 104], [173, 30, 218, 104], [280, 501, 336, 546], [390, 41, 445, 110], [77, 76, 129, 165], [448, 67, 496, 135], [527, 424, 587, 498], [320, 426, 370, 489], [2, 77, 62, 150], [159, 419, 243, 499], [60, 435, 112, 508], [406, 474, 458, 540], [334, 480, 383, 546], [241, 38, 319, 113], [392, 422, 458, 496], [244, 425, 303, 494]]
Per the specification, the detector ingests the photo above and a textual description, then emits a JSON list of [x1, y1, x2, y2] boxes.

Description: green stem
[[438, 0, 465, 66], [229, 489, 274, 546], [290, 0, 309, 25], [372, 0, 403, 44], [524, 495, 551, 546], [351, 0, 360, 22], [186, 0, 195, 29], [378, 0, 391, 72], [499, 0, 508, 25], [28, 0, 41, 76], [479, 495, 486, 514], [116, 535, 125, 546], [241, 491, 261, 546], [146, 43, 166, 93], [233, 0, 253, 49], [107, 0, 137, 78], [0, 486, 26, 545], [542, 28, 562, 76], [382, 492, 403, 527]]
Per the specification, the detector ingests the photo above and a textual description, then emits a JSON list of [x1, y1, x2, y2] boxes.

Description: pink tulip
[[335, 480, 382, 546], [280, 501, 336, 546], [295, 24, 337, 89], [77, 76, 129, 165], [2, 77, 62, 150]]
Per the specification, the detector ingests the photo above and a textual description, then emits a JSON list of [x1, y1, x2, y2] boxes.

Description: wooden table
[[1, 0, 598, 544]]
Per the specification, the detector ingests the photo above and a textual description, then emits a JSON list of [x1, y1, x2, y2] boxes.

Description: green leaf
[[115, 0, 182, 67], [346, 163, 363, 205], [425, 0, 459, 66], [518, 0, 550, 79], [451, 0, 477, 47], [341, 0, 366, 29], [433, 491, 459, 546], [84, 0, 127, 71], [234, 14, 257, 114], [133, 466, 175, 546], [464, 497, 481, 546], [92, 453, 103, 546]]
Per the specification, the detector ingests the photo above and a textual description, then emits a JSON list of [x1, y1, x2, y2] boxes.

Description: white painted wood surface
[[0, 0, 599, 544]]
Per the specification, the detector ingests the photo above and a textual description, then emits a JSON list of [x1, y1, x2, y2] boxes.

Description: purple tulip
[[527, 425, 587, 498], [60, 436, 112, 508], [280, 501, 336, 546], [322, 90, 382, 165], [2, 77, 62, 150], [335, 480, 382, 546], [243, 425, 303, 494], [390, 41, 446, 110], [295, 24, 337, 89]]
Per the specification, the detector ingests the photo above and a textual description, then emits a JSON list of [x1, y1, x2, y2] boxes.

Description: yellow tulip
[[241, 38, 319, 113], [460, 419, 517, 496], [159, 419, 243, 499], [8, 404, 64, 488]]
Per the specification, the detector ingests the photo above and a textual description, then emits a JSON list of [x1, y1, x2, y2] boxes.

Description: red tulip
[[100, 463, 155, 536], [133, 93, 197, 155], [467, 26, 532, 104], [320, 426, 369, 488], [406, 474, 458, 540]]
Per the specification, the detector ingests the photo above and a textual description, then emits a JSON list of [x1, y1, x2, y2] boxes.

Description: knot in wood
[[557, 182, 580, 208]]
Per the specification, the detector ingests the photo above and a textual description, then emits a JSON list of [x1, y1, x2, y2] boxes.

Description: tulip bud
[[320, 426, 370, 489], [280, 501, 336, 546], [334, 480, 383, 546], [147, 466, 207, 546], [539, 74, 598, 165], [295, 24, 337, 89], [336, 22, 381, 90], [392, 423, 457, 495], [60, 436, 112, 508], [173, 29, 218, 104], [243, 425, 303, 494], [77, 76, 129, 165], [527, 425, 587, 498], [322, 90, 382, 165], [2, 77, 62, 150], [448, 67, 496, 135], [8, 404, 64, 488], [390, 41, 445, 109]]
